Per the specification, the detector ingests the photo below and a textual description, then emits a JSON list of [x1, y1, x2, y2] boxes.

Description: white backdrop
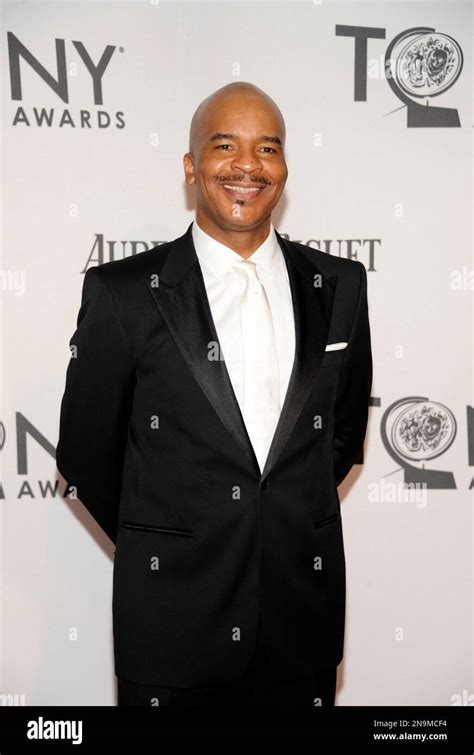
[[2, 0, 472, 706]]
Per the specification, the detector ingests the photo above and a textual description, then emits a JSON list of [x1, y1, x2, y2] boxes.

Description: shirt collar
[[191, 219, 282, 280]]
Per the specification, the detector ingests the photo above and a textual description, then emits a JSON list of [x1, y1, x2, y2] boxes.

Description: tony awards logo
[[385, 27, 464, 127], [381, 397, 457, 489], [336, 24, 464, 128]]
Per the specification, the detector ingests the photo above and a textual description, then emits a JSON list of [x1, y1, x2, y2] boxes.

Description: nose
[[230, 147, 263, 175]]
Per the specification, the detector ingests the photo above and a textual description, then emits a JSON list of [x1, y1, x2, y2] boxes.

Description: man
[[56, 82, 372, 708]]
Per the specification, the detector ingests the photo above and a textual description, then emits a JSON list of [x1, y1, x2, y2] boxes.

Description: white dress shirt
[[191, 219, 296, 443]]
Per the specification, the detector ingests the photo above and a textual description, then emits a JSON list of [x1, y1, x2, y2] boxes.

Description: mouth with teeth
[[221, 183, 267, 201]]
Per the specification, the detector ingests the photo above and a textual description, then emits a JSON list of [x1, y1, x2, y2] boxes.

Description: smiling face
[[184, 86, 288, 235]]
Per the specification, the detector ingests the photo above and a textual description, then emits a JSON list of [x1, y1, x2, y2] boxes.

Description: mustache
[[215, 175, 271, 186]]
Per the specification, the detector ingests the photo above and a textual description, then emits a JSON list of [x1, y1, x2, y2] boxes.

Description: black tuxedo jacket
[[56, 221, 372, 687]]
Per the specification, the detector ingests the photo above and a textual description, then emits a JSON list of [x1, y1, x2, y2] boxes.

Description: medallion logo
[[385, 28, 463, 127], [336, 25, 464, 127], [381, 397, 457, 489]]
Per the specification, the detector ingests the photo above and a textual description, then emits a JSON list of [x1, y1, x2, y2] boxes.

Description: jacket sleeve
[[56, 266, 135, 544], [332, 261, 372, 488]]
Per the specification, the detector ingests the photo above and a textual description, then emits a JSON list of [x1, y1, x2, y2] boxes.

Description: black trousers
[[117, 614, 337, 708]]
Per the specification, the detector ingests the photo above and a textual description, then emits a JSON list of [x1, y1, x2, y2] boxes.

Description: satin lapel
[[145, 223, 337, 482], [260, 231, 337, 480], [145, 223, 260, 472]]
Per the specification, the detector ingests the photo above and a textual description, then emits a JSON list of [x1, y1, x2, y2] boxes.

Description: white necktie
[[234, 260, 281, 473]]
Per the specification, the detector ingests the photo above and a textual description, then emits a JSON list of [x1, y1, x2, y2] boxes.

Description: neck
[[195, 214, 271, 259]]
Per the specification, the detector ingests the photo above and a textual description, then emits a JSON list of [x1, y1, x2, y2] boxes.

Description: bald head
[[183, 81, 288, 238], [188, 81, 286, 155]]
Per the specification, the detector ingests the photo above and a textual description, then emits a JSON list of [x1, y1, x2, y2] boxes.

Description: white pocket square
[[325, 342, 348, 351]]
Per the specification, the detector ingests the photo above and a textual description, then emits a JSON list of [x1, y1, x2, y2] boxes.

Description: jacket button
[[261, 479, 269, 490]]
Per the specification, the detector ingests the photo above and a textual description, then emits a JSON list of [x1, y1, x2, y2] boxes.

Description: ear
[[183, 152, 196, 185]]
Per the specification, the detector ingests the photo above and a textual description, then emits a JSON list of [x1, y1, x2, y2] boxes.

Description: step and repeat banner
[[2, 0, 472, 706]]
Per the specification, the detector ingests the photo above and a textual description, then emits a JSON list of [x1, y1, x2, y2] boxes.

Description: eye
[[214, 144, 277, 154]]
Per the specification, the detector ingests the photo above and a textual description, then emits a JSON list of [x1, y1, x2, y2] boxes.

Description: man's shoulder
[[288, 238, 364, 280], [90, 239, 174, 280], [84, 225, 191, 292], [283, 239, 366, 313]]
